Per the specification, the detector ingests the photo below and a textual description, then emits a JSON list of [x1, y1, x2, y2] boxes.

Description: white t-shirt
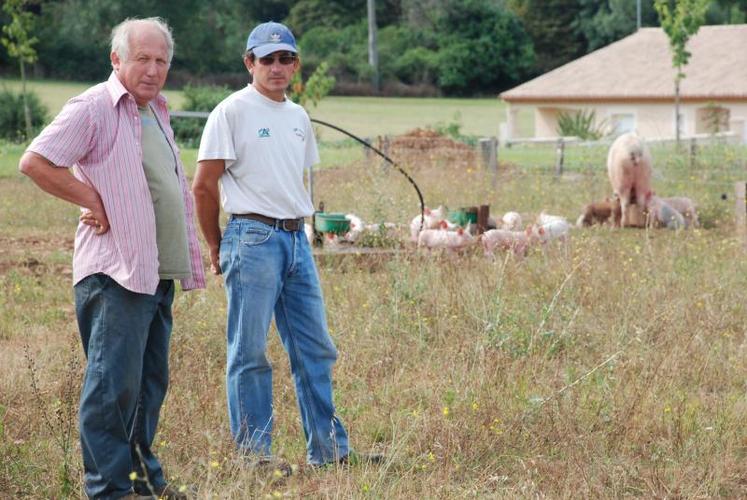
[[198, 84, 319, 218]]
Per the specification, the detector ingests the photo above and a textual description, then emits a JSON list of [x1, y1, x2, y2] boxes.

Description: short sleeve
[[197, 104, 237, 162], [26, 98, 95, 168], [304, 115, 320, 169]]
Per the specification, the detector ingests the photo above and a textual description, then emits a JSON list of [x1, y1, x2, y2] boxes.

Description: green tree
[[508, 0, 585, 75], [1, 0, 39, 140], [654, 0, 710, 144], [576, 0, 658, 51], [435, 0, 534, 95]]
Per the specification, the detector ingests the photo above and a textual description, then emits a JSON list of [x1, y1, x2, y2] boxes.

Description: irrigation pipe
[[310, 118, 426, 232]]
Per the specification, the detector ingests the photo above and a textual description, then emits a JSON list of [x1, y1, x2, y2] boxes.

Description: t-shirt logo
[[293, 127, 305, 141], [258, 128, 271, 138]]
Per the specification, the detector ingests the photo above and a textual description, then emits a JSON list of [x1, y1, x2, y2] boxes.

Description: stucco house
[[499, 24, 747, 144]]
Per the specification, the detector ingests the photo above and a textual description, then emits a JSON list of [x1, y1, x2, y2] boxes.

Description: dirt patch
[[375, 128, 477, 169], [0, 235, 74, 277]]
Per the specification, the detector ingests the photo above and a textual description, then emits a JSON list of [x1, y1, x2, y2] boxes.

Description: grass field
[[1, 82, 747, 497], [0, 77, 529, 139]]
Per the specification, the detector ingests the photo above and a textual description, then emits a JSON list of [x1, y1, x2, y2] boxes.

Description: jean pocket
[[240, 226, 272, 247]]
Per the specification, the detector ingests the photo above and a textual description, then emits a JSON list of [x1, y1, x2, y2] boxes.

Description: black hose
[[310, 118, 426, 233]]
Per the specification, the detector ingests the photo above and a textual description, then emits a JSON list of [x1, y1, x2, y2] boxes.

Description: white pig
[[501, 211, 523, 231], [481, 229, 530, 257], [648, 196, 685, 229], [607, 132, 653, 227], [417, 227, 475, 251], [661, 196, 698, 228], [344, 213, 365, 242], [409, 205, 447, 241]]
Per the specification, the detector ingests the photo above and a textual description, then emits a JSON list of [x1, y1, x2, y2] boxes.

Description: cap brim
[[251, 44, 298, 58]]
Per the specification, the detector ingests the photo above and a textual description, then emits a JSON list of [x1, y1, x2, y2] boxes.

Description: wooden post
[[555, 138, 565, 176], [477, 205, 490, 235], [478, 137, 498, 171], [736, 181, 747, 251], [378, 135, 390, 169], [363, 137, 372, 160], [478, 137, 498, 188]]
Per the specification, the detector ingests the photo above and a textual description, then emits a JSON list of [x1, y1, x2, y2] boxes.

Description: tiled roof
[[500, 25, 747, 102]]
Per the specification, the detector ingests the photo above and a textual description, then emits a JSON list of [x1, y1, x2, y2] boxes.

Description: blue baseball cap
[[246, 21, 298, 57]]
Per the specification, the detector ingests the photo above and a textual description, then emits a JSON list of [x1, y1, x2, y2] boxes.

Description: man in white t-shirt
[[193, 21, 368, 472]]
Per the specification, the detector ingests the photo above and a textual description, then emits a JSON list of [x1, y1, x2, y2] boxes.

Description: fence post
[[477, 204, 490, 235], [736, 181, 747, 252], [363, 137, 372, 160], [689, 138, 698, 168], [555, 138, 565, 176], [377, 135, 390, 169], [478, 137, 498, 188]]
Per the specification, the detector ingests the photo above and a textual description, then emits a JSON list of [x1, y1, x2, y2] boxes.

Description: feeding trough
[[448, 207, 478, 227], [314, 212, 350, 235]]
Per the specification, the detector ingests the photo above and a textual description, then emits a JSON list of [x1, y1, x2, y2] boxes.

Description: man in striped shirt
[[19, 18, 204, 500]]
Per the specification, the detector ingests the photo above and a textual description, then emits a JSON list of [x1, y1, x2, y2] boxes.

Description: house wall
[[516, 101, 747, 143]]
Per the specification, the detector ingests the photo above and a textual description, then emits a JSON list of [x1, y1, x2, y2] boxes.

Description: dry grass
[[1, 143, 746, 498]]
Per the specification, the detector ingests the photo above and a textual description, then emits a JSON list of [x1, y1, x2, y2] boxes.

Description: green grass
[[2, 84, 746, 498], [1, 78, 531, 140], [0, 77, 185, 114]]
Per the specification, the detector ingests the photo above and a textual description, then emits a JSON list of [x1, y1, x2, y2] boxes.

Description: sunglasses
[[256, 53, 298, 66]]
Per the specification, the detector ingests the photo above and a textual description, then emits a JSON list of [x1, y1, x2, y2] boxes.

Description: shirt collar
[[106, 71, 168, 108]]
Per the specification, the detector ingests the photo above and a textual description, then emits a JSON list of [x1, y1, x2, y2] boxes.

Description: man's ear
[[110, 51, 121, 72], [243, 56, 254, 74]]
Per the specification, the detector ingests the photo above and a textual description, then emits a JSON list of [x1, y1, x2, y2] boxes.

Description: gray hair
[[110, 17, 174, 65]]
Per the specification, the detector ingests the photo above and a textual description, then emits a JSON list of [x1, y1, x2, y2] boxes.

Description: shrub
[[171, 84, 232, 147], [556, 109, 607, 140], [0, 89, 48, 142]]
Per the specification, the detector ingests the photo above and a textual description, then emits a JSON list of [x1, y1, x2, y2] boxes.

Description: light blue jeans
[[74, 274, 173, 499], [219, 217, 349, 465]]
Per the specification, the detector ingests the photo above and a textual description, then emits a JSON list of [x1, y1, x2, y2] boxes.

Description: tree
[[435, 0, 534, 95], [1, 0, 39, 141], [576, 0, 659, 51], [508, 0, 585, 75], [654, 0, 710, 144]]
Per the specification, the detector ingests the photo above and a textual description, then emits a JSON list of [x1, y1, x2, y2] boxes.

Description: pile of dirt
[[388, 128, 474, 152]]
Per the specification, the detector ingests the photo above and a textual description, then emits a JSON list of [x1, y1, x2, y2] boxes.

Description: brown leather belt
[[232, 213, 304, 231]]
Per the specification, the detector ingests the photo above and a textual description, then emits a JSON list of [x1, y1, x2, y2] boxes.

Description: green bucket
[[447, 207, 478, 227], [314, 212, 350, 234]]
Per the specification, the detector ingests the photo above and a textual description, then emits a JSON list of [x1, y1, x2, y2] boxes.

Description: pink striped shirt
[[27, 72, 206, 295]]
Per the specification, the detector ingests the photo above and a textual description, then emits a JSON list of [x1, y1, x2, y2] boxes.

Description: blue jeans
[[219, 217, 349, 465], [75, 274, 174, 499]]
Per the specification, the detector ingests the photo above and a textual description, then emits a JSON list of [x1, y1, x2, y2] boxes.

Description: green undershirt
[[139, 105, 191, 280]]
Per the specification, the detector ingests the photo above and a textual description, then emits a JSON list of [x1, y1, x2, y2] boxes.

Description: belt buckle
[[282, 218, 299, 231]]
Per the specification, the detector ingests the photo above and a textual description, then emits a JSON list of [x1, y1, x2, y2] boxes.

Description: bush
[[556, 109, 608, 140], [171, 84, 232, 147], [0, 89, 48, 142]]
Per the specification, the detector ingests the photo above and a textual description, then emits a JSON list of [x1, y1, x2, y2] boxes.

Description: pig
[[501, 211, 523, 231], [409, 205, 446, 241], [661, 196, 698, 228], [607, 132, 653, 227], [481, 228, 530, 257], [344, 213, 365, 242], [647, 196, 685, 229], [417, 227, 475, 251], [536, 212, 568, 226], [529, 218, 571, 244], [576, 198, 620, 227]]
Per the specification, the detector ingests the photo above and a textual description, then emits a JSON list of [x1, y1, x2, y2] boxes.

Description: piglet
[[418, 227, 475, 251], [501, 211, 523, 231], [481, 229, 530, 257]]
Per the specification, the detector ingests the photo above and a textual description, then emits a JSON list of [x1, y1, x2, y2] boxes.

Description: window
[[610, 113, 635, 136], [696, 105, 730, 134]]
